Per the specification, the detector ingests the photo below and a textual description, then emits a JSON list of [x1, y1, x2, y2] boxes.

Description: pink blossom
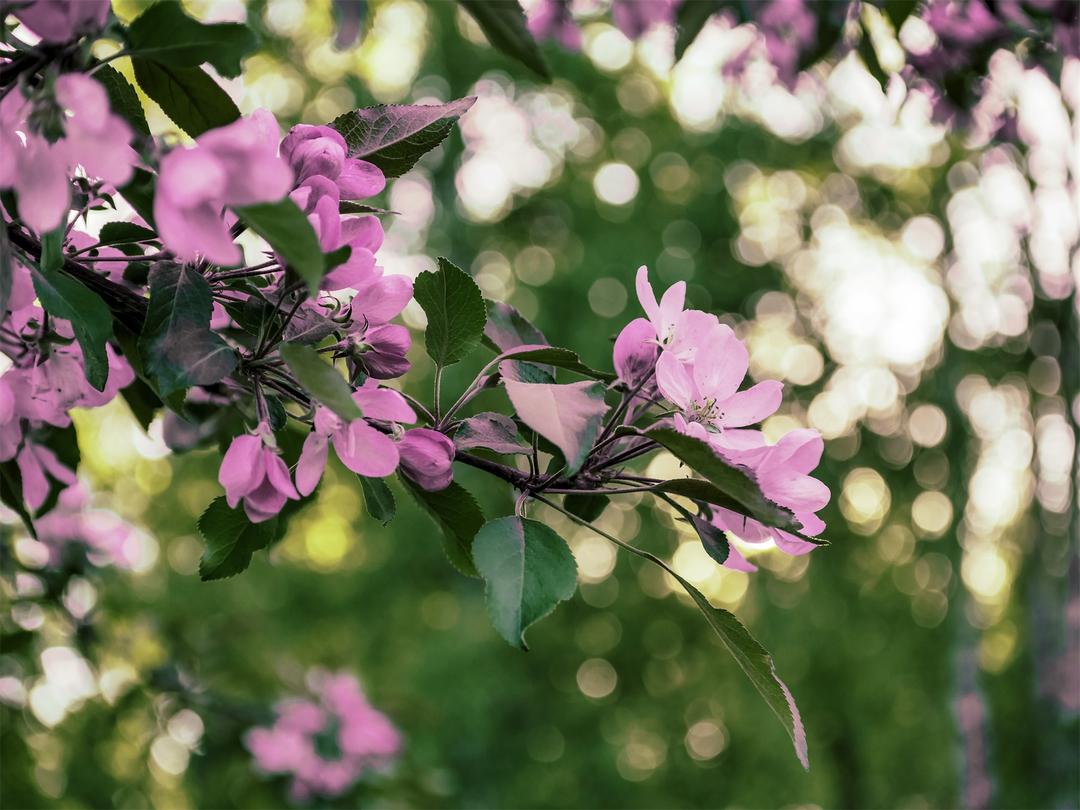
[[10, 0, 109, 43], [295, 384, 415, 495], [706, 428, 830, 571], [34, 484, 146, 570], [634, 266, 720, 361], [656, 332, 783, 433], [155, 110, 293, 265], [244, 671, 402, 802], [280, 125, 385, 200], [397, 428, 455, 491], [219, 427, 300, 523], [16, 443, 77, 512], [613, 317, 659, 388], [611, 0, 676, 39], [350, 324, 412, 380], [527, 0, 582, 50], [0, 74, 137, 235]]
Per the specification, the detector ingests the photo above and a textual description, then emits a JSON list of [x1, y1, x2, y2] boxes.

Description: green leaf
[[329, 97, 476, 178], [125, 0, 258, 78], [235, 200, 326, 293], [457, 0, 551, 80], [674, 0, 720, 59], [453, 412, 530, 455], [473, 516, 577, 649], [358, 476, 395, 525], [132, 59, 240, 137], [0, 227, 13, 317], [413, 257, 487, 368], [96, 222, 158, 249], [30, 239, 113, 391], [119, 168, 157, 228], [139, 262, 238, 398], [563, 492, 608, 523], [503, 379, 608, 475], [878, 0, 918, 31], [92, 65, 151, 137], [401, 477, 484, 577], [339, 201, 394, 215], [120, 377, 163, 432], [197, 496, 278, 580], [278, 343, 362, 421], [484, 301, 554, 383], [0, 461, 36, 538], [496, 346, 615, 383], [638, 427, 802, 532], [670, 570, 809, 769]]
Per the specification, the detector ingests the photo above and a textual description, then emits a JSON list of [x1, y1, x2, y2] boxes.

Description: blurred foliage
[[2, 1, 1077, 808]]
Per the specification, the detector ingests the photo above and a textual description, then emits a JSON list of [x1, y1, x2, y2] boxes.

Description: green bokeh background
[[1, 2, 1077, 808]]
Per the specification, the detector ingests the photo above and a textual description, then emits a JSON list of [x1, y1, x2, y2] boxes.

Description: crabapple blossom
[[218, 426, 300, 523], [9, 0, 109, 43], [0, 73, 136, 234], [155, 110, 293, 265], [295, 383, 416, 495], [397, 428, 455, 491]]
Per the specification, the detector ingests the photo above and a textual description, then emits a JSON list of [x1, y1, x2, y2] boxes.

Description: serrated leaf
[[358, 475, 395, 525], [132, 59, 240, 138], [636, 427, 801, 532], [484, 300, 554, 383], [473, 516, 577, 650], [457, 0, 551, 80], [674, 0, 720, 59], [96, 222, 157, 249], [278, 343, 362, 421], [402, 477, 484, 577], [139, 262, 237, 398], [339, 201, 394, 215], [30, 237, 112, 391], [453, 412, 530, 455], [197, 496, 278, 580], [126, 1, 257, 78], [670, 570, 809, 769], [503, 379, 608, 475], [329, 97, 476, 178], [413, 257, 486, 368], [93, 65, 150, 137], [496, 345, 615, 383], [235, 200, 326, 294]]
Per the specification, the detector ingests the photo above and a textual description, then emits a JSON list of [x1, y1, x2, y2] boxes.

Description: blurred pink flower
[[245, 671, 401, 803], [10, 0, 109, 43]]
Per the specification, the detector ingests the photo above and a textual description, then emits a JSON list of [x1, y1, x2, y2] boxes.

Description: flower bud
[[398, 428, 454, 491]]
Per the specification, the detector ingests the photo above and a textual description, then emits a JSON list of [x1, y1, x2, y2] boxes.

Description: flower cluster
[[244, 671, 401, 803], [0, 281, 134, 511], [0, 72, 136, 234], [614, 268, 830, 571]]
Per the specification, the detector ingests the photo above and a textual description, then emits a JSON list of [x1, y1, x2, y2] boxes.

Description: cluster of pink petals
[[155, 109, 293, 265], [9, 0, 109, 43], [244, 671, 401, 803], [34, 484, 146, 570], [295, 383, 455, 497], [281, 125, 413, 380], [2, 280, 134, 512], [0, 73, 137, 235], [219, 424, 301, 523], [615, 267, 830, 570]]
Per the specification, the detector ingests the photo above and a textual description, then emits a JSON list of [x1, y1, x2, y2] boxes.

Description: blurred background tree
[[1, 0, 1076, 807]]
